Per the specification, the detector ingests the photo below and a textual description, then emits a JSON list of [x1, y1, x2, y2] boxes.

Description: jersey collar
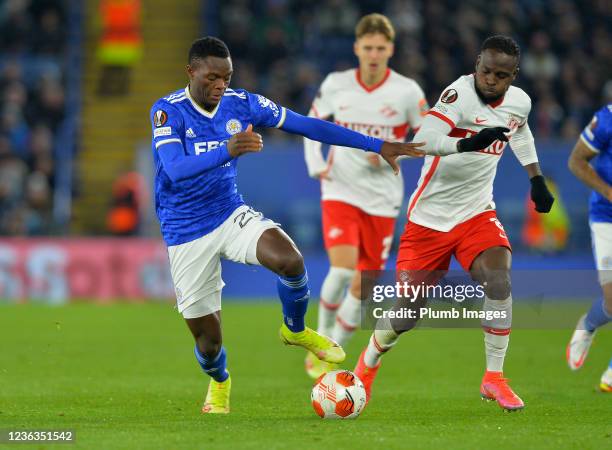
[[185, 86, 220, 119], [356, 68, 391, 93]]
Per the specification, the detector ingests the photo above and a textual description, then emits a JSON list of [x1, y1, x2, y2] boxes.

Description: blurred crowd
[[217, 0, 612, 139], [0, 0, 66, 235]]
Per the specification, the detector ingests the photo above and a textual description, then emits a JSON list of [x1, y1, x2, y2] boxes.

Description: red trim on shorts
[[482, 326, 511, 336], [320, 298, 340, 311], [427, 110, 456, 129], [336, 316, 357, 332], [356, 68, 391, 93], [407, 156, 440, 219]]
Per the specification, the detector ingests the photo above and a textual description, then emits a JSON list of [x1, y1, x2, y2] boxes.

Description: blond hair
[[355, 13, 395, 41]]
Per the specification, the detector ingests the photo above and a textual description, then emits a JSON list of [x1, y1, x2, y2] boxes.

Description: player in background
[[150, 37, 426, 414], [566, 104, 612, 392], [303, 14, 428, 378], [354, 35, 555, 411]]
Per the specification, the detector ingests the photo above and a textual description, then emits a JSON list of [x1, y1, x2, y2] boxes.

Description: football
[[311, 370, 367, 419]]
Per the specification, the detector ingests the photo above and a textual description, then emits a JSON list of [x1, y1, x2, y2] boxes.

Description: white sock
[[481, 295, 512, 373], [602, 367, 612, 385], [484, 331, 509, 372], [363, 317, 399, 368], [331, 291, 361, 346], [317, 267, 354, 336]]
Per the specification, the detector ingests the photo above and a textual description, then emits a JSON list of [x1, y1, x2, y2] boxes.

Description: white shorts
[[168, 205, 281, 318], [590, 221, 612, 285]]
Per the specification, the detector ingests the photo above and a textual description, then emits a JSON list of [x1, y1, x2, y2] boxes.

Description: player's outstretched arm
[[280, 109, 425, 174], [157, 125, 262, 182]]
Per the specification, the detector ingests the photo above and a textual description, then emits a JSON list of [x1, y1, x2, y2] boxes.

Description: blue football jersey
[[580, 104, 612, 223], [150, 87, 287, 246]]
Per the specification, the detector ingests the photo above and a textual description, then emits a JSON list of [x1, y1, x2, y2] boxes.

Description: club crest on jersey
[[507, 116, 520, 131], [226, 119, 242, 135], [154, 110, 168, 127], [440, 89, 458, 104]]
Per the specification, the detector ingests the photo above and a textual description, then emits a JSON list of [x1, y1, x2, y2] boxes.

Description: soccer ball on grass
[[311, 370, 366, 419]]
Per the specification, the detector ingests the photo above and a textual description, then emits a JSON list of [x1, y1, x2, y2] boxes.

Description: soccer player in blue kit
[[566, 104, 612, 392], [149, 37, 426, 413]]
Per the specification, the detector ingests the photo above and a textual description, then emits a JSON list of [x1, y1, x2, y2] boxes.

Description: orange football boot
[[480, 371, 525, 411], [354, 349, 381, 403]]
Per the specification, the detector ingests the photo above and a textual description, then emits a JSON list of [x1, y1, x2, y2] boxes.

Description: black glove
[[530, 175, 555, 213], [457, 127, 509, 153]]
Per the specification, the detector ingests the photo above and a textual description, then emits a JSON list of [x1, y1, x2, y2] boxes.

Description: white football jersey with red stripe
[[304, 68, 428, 218], [407, 74, 533, 231]]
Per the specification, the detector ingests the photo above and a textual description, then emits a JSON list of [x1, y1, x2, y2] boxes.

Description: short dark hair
[[188, 36, 230, 64], [481, 35, 520, 60]]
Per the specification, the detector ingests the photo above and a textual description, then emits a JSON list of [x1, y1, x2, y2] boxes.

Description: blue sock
[[277, 270, 310, 332], [584, 298, 612, 332], [609, 356, 612, 370], [194, 345, 229, 382]]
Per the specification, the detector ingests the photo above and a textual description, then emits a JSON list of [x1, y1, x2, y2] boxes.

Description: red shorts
[[397, 210, 512, 272], [322, 200, 396, 270]]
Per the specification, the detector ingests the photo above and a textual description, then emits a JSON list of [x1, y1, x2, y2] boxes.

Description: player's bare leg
[[185, 311, 231, 414], [256, 229, 345, 364], [470, 246, 524, 411], [306, 245, 356, 378]]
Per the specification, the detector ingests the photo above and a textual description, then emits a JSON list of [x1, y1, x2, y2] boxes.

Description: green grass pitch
[[1, 302, 610, 449]]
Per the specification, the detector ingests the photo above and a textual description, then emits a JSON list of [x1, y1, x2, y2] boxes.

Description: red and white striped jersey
[[304, 68, 428, 218], [408, 74, 536, 231]]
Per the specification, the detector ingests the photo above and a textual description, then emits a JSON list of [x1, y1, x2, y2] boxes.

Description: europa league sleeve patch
[[440, 89, 458, 104], [153, 110, 168, 127]]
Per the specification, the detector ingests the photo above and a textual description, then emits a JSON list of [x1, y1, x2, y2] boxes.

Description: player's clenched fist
[[457, 127, 509, 153], [228, 124, 263, 157], [380, 141, 426, 175]]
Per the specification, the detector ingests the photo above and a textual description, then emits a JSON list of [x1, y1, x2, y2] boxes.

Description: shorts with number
[[167, 205, 281, 317], [590, 221, 612, 285], [321, 200, 396, 270], [397, 210, 512, 272]]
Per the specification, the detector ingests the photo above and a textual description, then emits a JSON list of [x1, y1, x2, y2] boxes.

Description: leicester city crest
[[226, 119, 242, 135]]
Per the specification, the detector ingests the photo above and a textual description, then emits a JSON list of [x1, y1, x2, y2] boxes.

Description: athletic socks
[[584, 297, 612, 333], [484, 332, 510, 372], [194, 345, 229, 382], [481, 295, 512, 373], [363, 317, 399, 368], [277, 271, 310, 332], [317, 267, 355, 336], [332, 291, 361, 346]]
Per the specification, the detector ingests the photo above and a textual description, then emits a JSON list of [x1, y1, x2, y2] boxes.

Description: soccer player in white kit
[[303, 14, 428, 378], [566, 105, 612, 392], [355, 35, 556, 411]]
